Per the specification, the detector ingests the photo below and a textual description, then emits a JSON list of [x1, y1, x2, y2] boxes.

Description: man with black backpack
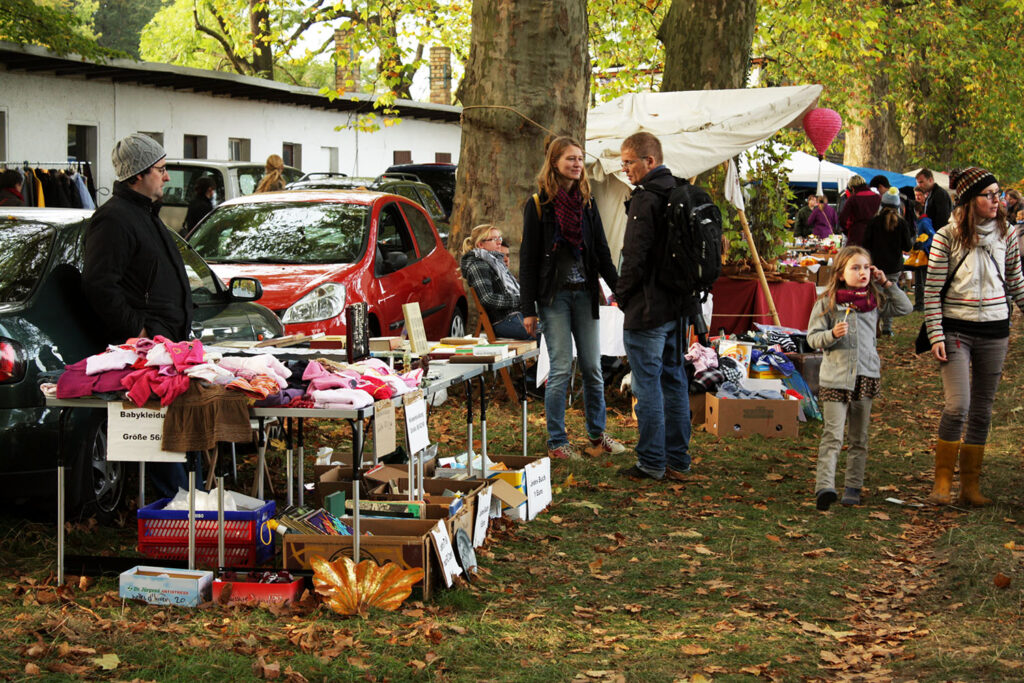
[[615, 132, 697, 481]]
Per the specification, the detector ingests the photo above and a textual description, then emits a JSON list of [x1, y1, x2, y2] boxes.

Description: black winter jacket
[[184, 195, 214, 232], [519, 190, 618, 320], [83, 182, 194, 343], [615, 166, 695, 330], [862, 212, 913, 275]]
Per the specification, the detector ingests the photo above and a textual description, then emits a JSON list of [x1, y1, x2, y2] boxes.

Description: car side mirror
[[384, 251, 408, 273], [229, 276, 263, 301]]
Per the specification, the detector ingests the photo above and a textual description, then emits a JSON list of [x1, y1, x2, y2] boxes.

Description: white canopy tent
[[586, 85, 823, 263], [736, 143, 853, 194]]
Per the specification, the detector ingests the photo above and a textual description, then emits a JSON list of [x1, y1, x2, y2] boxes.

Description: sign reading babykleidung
[[107, 403, 186, 462]]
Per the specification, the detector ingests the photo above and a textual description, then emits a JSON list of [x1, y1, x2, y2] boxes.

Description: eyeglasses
[[621, 158, 647, 169], [978, 191, 1001, 202], [151, 165, 168, 175], [480, 237, 501, 243]]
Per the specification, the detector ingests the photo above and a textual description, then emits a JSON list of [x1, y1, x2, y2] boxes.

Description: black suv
[[287, 173, 450, 245], [385, 163, 456, 218], [0, 209, 283, 520]]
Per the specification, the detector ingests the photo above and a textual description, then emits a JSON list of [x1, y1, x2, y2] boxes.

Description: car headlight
[[281, 283, 346, 324]]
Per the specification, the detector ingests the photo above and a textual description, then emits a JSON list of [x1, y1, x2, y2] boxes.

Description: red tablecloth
[[709, 276, 817, 335]]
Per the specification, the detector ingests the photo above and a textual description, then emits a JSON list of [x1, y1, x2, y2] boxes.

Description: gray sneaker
[[841, 487, 862, 506]]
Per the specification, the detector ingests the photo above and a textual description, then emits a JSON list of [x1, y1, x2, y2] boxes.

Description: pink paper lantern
[[802, 108, 842, 159]]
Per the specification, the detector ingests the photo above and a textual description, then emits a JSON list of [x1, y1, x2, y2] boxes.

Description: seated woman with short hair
[[460, 224, 533, 340]]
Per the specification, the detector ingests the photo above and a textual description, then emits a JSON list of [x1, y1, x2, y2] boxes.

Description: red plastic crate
[[137, 499, 276, 568], [138, 542, 273, 568], [137, 498, 275, 545]]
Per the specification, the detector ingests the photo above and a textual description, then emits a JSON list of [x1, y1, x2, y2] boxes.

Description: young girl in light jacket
[[924, 167, 1024, 506], [807, 246, 913, 510]]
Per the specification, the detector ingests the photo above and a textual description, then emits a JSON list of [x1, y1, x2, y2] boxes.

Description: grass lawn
[[2, 311, 1024, 681]]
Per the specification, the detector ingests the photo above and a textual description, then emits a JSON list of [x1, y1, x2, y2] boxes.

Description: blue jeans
[[492, 312, 532, 340], [539, 289, 605, 449], [623, 319, 691, 477]]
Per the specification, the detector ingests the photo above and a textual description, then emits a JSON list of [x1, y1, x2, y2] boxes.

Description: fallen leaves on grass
[[994, 572, 1011, 589]]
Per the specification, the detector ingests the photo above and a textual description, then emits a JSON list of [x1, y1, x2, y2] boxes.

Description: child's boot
[[841, 487, 861, 506], [926, 439, 959, 505], [816, 489, 837, 511], [956, 443, 991, 507]]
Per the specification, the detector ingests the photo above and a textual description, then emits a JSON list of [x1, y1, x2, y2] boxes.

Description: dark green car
[[0, 209, 283, 520]]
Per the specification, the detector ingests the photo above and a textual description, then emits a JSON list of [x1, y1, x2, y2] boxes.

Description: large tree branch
[[193, 5, 252, 75]]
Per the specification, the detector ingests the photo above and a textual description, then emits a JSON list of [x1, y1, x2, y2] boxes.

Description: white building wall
[[0, 66, 460, 202]]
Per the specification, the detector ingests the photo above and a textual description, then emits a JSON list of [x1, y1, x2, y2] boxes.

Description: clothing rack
[[0, 160, 90, 169]]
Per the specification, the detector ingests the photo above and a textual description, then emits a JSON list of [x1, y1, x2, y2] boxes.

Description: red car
[[187, 190, 467, 339]]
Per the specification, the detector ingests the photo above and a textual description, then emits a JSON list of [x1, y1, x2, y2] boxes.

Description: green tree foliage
[[94, 0, 162, 58], [0, 0, 115, 59], [588, 0, 668, 101], [139, 0, 470, 125], [758, 0, 1024, 180]]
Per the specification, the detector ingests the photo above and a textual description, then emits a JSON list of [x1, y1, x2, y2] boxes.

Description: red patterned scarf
[[836, 286, 877, 312], [553, 185, 584, 254]]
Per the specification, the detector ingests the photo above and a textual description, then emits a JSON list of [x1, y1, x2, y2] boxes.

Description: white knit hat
[[111, 133, 166, 181]]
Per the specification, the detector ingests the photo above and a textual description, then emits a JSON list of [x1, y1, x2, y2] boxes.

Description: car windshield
[[0, 221, 55, 303], [188, 201, 370, 264]]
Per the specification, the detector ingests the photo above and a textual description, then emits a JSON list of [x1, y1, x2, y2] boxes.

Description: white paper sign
[[373, 399, 396, 459], [429, 520, 462, 587], [403, 391, 429, 456], [525, 457, 552, 521], [473, 488, 492, 547], [107, 403, 186, 462]]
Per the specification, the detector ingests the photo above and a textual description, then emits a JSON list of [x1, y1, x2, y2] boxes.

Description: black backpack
[[642, 177, 723, 302]]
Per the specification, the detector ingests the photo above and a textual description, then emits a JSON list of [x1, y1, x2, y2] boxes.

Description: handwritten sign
[[107, 403, 186, 462], [373, 399, 396, 459], [524, 457, 552, 521], [402, 302, 429, 354], [429, 520, 462, 587], [473, 487, 492, 547], [403, 390, 429, 455]]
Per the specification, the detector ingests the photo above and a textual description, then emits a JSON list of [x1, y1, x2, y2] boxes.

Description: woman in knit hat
[[924, 167, 1024, 506], [862, 187, 913, 335]]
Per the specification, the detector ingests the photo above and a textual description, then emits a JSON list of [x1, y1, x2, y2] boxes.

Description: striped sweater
[[924, 221, 1024, 345]]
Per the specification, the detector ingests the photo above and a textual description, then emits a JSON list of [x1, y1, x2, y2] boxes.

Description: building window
[[183, 134, 207, 159], [435, 152, 452, 164], [282, 143, 302, 169], [67, 124, 98, 168], [393, 150, 412, 165], [228, 137, 251, 161], [321, 146, 339, 173], [138, 131, 164, 146]]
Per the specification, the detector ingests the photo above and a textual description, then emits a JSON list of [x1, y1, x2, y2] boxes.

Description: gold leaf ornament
[[311, 555, 423, 616]]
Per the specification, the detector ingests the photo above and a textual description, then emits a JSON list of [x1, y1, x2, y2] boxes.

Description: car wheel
[[448, 306, 467, 338], [79, 419, 125, 522]]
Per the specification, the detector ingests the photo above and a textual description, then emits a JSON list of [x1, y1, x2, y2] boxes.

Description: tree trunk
[[250, 0, 274, 79], [451, 0, 589, 272], [843, 66, 906, 170], [658, 0, 757, 91]]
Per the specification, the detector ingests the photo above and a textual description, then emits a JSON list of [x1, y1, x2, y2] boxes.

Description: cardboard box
[[119, 566, 213, 607], [281, 518, 439, 599], [704, 393, 799, 438], [749, 367, 786, 380], [689, 392, 706, 425], [488, 455, 552, 521], [212, 573, 304, 605], [369, 478, 487, 544]]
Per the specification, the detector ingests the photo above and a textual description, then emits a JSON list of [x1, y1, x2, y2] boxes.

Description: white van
[[160, 160, 302, 231]]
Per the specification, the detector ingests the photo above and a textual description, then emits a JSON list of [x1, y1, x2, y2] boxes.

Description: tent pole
[[737, 209, 782, 326]]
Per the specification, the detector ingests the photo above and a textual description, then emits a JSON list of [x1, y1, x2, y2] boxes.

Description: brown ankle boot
[[957, 443, 992, 507], [926, 439, 959, 505]]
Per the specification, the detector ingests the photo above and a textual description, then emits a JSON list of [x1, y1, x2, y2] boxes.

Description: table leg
[[520, 360, 528, 457], [217, 476, 225, 569], [297, 419, 305, 506], [138, 461, 146, 510], [464, 379, 474, 470], [352, 478, 361, 562], [254, 417, 266, 500], [187, 453, 197, 571], [352, 418, 364, 469], [284, 417, 293, 508], [56, 407, 69, 585], [478, 375, 488, 478]]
